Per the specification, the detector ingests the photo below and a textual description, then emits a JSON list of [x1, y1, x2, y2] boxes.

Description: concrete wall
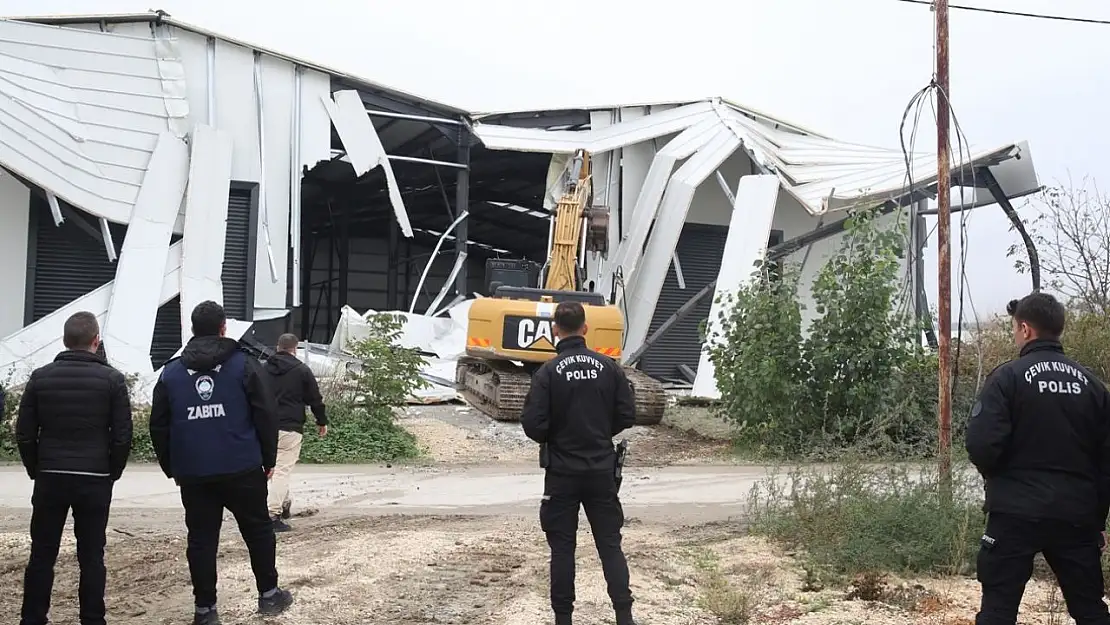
[[0, 173, 29, 337]]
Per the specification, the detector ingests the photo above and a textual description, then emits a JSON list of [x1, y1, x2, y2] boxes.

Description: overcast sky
[[5, 0, 1109, 319]]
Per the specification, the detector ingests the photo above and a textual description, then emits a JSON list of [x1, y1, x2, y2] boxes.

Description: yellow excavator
[[456, 150, 666, 425]]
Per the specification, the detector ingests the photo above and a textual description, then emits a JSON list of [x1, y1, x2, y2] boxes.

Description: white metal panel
[[618, 107, 654, 235], [0, 19, 189, 225], [103, 132, 190, 375], [255, 54, 296, 309], [623, 132, 742, 357], [0, 172, 29, 337], [691, 175, 781, 399], [180, 125, 233, 344], [324, 90, 412, 237], [472, 102, 716, 154], [299, 69, 333, 170], [172, 27, 211, 132], [214, 38, 260, 182], [608, 119, 719, 290], [0, 240, 184, 383]]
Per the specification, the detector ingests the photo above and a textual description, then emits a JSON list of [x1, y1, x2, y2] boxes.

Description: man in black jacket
[[149, 301, 293, 625], [521, 301, 638, 625], [15, 311, 133, 625], [966, 292, 1110, 625], [263, 333, 327, 532]]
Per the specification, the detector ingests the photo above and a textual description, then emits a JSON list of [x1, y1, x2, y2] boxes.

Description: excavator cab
[[456, 150, 665, 425]]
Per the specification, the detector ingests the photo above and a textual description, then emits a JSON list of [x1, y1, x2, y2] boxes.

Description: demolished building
[[0, 11, 1042, 399]]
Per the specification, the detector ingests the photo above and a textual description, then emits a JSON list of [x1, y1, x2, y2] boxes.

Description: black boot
[[554, 613, 572, 625], [272, 516, 292, 533], [192, 607, 221, 625], [615, 605, 636, 625], [258, 587, 294, 615]]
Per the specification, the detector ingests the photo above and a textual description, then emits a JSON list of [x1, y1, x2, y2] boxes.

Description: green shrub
[[299, 401, 420, 463], [299, 313, 425, 463], [708, 207, 936, 459], [747, 460, 981, 582]]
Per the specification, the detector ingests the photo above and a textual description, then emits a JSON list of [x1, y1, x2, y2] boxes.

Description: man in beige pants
[[262, 334, 327, 532]]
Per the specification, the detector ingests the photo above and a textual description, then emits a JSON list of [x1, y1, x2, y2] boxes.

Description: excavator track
[[456, 357, 667, 425]]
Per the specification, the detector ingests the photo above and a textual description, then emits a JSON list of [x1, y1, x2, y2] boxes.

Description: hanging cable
[[893, 0, 1110, 26]]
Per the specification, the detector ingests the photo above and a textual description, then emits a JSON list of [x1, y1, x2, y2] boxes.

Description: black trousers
[[540, 470, 633, 616], [20, 472, 114, 625], [179, 468, 278, 608], [977, 512, 1110, 625]]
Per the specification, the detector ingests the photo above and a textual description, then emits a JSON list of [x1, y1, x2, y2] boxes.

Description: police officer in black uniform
[[521, 301, 638, 625], [149, 301, 293, 625], [966, 292, 1110, 625]]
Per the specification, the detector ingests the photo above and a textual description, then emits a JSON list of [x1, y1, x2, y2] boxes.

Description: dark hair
[[191, 300, 227, 337], [1009, 292, 1065, 339], [63, 311, 100, 349], [277, 333, 299, 352], [553, 301, 586, 334]]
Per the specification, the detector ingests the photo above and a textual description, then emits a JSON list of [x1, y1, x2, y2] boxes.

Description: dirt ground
[[397, 401, 737, 467], [0, 404, 1075, 624]]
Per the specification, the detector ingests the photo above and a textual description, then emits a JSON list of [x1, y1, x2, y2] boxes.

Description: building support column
[[454, 125, 471, 296]]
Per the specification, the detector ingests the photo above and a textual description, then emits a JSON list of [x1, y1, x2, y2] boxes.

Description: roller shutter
[[28, 196, 125, 323], [222, 186, 254, 320], [153, 185, 255, 366], [639, 223, 728, 382], [29, 184, 255, 370]]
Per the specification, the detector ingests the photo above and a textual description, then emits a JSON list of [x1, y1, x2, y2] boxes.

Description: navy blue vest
[[161, 350, 261, 479]]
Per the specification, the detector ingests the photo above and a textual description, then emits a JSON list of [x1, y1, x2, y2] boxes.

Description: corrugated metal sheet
[[472, 102, 716, 154], [639, 223, 728, 381], [223, 186, 254, 321], [102, 132, 190, 375], [11, 12, 468, 118], [0, 19, 189, 225], [691, 175, 781, 398], [180, 125, 233, 343]]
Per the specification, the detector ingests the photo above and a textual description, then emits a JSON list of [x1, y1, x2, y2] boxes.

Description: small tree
[[346, 313, 429, 408], [707, 262, 808, 454], [1011, 179, 1110, 314], [804, 207, 924, 449], [709, 206, 936, 458]]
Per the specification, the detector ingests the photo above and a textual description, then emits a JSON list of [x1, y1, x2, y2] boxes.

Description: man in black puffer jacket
[[15, 311, 133, 625], [262, 333, 327, 532]]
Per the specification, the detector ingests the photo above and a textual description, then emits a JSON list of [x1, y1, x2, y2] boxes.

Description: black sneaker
[[281, 501, 292, 520], [272, 516, 292, 533], [192, 607, 221, 625], [258, 588, 294, 615]]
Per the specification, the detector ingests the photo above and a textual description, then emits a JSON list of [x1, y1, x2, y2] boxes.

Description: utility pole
[[935, 0, 953, 491]]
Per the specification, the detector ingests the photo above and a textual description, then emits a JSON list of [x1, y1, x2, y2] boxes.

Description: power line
[[894, 0, 1110, 26]]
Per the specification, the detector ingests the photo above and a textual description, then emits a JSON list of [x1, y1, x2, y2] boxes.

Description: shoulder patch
[[971, 400, 982, 418]]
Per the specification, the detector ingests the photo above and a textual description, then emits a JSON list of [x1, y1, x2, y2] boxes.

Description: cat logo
[[503, 315, 556, 352]]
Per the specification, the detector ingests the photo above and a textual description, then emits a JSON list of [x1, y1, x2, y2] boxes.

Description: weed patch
[[748, 460, 982, 583]]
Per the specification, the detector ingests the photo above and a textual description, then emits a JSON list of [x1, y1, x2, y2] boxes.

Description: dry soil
[[0, 404, 1078, 624]]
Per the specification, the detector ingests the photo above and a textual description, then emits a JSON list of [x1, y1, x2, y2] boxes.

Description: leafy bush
[[299, 401, 420, 463], [748, 460, 981, 582], [300, 313, 425, 463], [708, 207, 935, 458]]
